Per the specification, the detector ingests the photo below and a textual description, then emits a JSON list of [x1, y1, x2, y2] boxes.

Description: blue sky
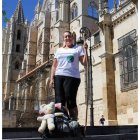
[[2, 0, 118, 28], [2, 0, 40, 27]]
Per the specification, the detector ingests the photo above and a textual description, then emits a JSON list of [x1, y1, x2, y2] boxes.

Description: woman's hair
[[63, 31, 72, 36]]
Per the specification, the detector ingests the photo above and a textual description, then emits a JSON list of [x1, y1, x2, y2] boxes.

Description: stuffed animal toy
[[37, 102, 63, 134]]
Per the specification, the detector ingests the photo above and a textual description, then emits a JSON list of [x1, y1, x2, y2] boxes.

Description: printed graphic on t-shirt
[[66, 55, 74, 63]]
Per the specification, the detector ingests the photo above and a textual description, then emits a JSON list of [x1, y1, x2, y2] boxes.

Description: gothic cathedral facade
[[2, 0, 138, 127]]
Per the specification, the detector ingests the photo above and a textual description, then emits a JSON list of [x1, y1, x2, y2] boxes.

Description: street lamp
[[79, 27, 94, 126]]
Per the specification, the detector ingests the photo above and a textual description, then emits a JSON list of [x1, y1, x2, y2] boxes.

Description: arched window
[[17, 30, 21, 40], [38, 34, 42, 56], [88, 2, 98, 19], [71, 3, 78, 20], [16, 44, 20, 52], [118, 29, 138, 90], [119, 0, 128, 6], [55, 0, 60, 21], [15, 61, 20, 70], [94, 32, 100, 44], [56, 10, 59, 21], [55, 0, 59, 9]]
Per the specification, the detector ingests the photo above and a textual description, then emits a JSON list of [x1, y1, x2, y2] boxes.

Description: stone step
[[3, 133, 138, 140], [3, 125, 138, 139], [85, 133, 138, 140]]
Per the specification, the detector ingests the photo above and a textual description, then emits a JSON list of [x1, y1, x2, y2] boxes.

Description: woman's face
[[63, 32, 73, 47]]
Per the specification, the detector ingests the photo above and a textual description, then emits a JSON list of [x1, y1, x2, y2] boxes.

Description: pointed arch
[[55, 0, 60, 9], [55, 0, 60, 21], [42, 0, 50, 11], [17, 30, 21, 40], [16, 44, 20, 52], [37, 33, 42, 56], [88, 1, 98, 19], [56, 10, 59, 21], [71, 3, 78, 20], [15, 61, 20, 70]]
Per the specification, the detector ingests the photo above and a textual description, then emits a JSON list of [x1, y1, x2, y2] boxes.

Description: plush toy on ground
[[37, 102, 63, 134]]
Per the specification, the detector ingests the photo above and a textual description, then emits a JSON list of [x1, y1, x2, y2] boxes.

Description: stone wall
[[2, 110, 40, 128], [2, 110, 20, 128]]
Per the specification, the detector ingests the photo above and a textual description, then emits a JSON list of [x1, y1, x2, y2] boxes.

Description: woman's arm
[[49, 58, 57, 87], [79, 43, 88, 66]]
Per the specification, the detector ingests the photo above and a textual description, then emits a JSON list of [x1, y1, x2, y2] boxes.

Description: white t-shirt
[[54, 45, 85, 78]]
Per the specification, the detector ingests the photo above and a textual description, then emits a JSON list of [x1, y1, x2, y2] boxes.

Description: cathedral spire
[[98, 0, 102, 16], [35, 0, 41, 14], [13, 0, 25, 23], [113, 0, 117, 11], [104, 0, 109, 13]]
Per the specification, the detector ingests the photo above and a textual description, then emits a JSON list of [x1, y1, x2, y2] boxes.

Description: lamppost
[[79, 27, 94, 126]]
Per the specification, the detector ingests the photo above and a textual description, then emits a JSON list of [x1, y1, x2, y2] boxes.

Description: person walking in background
[[49, 31, 88, 120], [99, 115, 105, 126]]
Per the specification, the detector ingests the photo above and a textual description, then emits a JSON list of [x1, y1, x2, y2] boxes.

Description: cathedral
[[2, 0, 138, 127]]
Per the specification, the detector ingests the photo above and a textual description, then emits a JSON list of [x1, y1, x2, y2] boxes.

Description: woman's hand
[[49, 58, 57, 88], [49, 79, 54, 88], [83, 42, 88, 50], [79, 42, 88, 66]]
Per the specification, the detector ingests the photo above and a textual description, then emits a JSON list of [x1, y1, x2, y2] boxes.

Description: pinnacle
[[13, 0, 25, 23]]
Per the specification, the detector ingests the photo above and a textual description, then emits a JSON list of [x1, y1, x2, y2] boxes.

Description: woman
[[50, 31, 88, 120]]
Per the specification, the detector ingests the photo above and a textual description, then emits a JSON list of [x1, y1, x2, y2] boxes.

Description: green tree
[[2, 1, 9, 23]]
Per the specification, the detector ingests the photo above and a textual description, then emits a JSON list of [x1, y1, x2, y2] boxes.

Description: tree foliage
[[2, 1, 9, 23]]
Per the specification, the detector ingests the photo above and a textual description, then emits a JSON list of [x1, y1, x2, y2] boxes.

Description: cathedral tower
[[49, 0, 70, 52], [2, 0, 29, 109], [70, 0, 99, 36]]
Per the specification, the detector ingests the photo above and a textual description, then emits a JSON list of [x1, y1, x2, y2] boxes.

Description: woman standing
[[50, 31, 88, 120]]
